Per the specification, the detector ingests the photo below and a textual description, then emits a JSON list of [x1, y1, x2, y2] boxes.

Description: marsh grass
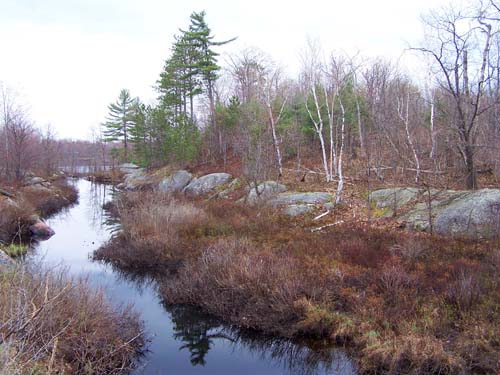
[[97, 190, 500, 374], [0, 264, 144, 375]]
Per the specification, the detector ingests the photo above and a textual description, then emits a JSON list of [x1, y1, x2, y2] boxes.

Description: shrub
[[0, 264, 144, 375], [162, 237, 342, 338]]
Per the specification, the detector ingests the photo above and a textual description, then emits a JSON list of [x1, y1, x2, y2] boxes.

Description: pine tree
[[181, 11, 236, 156], [102, 89, 136, 161]]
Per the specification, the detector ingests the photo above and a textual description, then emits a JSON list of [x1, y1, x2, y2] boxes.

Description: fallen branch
[[313, 211, 330, 221], [311, 220, 344, 232]]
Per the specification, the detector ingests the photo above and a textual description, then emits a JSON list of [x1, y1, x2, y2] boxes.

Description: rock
[[370, 187, 500, 239], [0, 249, 14, 269], [29, 220, 55, 240], [431, 189, 500, 239], [282, 204, 314, 217], [119, 163, 140, 174], [218, 178, 242, 198], [123, 168, 150, 190], [246, 181, 287, 203], [159, 170, 193, 193], [269, 192, 332, 207], [183, 173, 232, 196], [324, 202, 335, 211], [369, 187, 421, 217], [24, 176, 46, 186]]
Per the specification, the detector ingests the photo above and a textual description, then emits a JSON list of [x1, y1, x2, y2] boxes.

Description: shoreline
[[95, 187, 500, 375]]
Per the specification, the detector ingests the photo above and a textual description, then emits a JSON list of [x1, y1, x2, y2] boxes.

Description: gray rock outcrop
[[159, 170, 193, 193], [370, 187, 500, 239], [269, 192, 332, 207], [369, 188, 420, 217], [183, 173, 232, 196], [282, 204, 315, 217], [246, 181, 287, 203]]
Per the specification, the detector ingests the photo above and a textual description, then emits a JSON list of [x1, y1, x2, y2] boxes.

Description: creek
[[32, 179, 357, 375]]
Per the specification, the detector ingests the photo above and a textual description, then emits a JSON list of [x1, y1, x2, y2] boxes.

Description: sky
[[0, 0, 452, 140]]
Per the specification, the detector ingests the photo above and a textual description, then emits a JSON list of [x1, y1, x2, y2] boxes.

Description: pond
[[32, 179, 357, 375]]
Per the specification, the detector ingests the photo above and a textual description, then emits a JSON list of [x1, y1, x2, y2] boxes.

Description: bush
[[162, 237, 343, 338], [0, 265, 144, 375]]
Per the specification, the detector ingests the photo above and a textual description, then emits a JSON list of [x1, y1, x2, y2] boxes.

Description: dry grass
[[94, 192, 208, 273], [20, 179, 78, 217], [96, 190, 500, 375], [0, 264, 144, 375]]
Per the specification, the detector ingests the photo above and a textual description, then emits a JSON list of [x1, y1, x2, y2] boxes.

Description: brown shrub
[[0, 197, 36, 243], [162, 237, 343, 338], [20, 180, 78, 217], [446, 270, 482, 313], [95, 192, 208, 273], [0, 265, 143, 375]]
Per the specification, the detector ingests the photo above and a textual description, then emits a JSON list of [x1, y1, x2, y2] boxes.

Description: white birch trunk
[[266, 92, 286, 177], [398, 92, 421, 183], [305, 85, 331, 182], [335, 98, 345, 204]]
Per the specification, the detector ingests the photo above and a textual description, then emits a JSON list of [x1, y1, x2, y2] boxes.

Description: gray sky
[[0, 0, 451, 140]]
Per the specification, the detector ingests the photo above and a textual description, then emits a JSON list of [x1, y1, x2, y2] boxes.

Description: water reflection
[[163, 303, 355, 375], [34, 179, 357, 375]]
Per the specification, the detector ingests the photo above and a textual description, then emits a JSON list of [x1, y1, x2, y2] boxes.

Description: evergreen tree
[[102, 89, 136, 161], [181, 11, 236, 156]]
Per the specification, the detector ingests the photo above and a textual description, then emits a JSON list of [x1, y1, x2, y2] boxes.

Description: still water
[[32, 179, 357, 375]]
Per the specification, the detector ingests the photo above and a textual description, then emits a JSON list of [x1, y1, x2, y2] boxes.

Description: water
[[32, 179, 357, 375]]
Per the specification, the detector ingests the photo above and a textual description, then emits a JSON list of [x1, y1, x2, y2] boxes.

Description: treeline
[[102, 3, 500, 193], [0, 85, 115, 181]]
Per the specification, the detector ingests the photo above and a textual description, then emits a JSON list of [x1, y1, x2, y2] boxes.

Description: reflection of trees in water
[[86, 181, 121, 234], [164, 303, 356, 375], [166, 304, 236, 366]]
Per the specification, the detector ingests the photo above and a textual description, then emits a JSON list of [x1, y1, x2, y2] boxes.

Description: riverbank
[[0, 263, 144, 375], [96, 188, 500, 375], [0, 179, 146, 375], [0, 177, 78, 246]]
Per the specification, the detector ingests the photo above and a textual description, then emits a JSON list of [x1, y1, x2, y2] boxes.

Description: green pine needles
[[101, 11, 235, 166]]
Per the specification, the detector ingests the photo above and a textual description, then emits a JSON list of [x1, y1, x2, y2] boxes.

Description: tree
[[413, 2, 498, 189], [181, 11, 236, 158], [102, 89, 136, 161]]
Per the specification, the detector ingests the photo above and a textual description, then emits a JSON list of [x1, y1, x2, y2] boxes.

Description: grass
[[96, 190, 500, 375], [0, 178, 78, 244], [1, 243, 28, 258], [0, 264, 144, 375]]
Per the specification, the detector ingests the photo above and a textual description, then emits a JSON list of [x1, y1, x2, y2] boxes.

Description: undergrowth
[[96, 191, 500, 375]]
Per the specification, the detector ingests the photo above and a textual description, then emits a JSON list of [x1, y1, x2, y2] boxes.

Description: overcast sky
[[0, 0, 452, 140]]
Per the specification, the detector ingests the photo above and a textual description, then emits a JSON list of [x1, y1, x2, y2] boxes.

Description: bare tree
[[413, 2, 498, 188]]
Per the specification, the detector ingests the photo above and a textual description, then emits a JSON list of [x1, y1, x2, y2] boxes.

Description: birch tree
[[413, 2, 498, 189], [301, 40, 332, 182]]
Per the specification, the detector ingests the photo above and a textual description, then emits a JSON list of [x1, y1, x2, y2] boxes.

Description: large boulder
[[269, 192, 332, 207], [29, 220, 55, 240], [159, 170, 193, 194], [119, 163, 140, 174], [282, 204, 315, 217], [122, 168, 152, 190], [369, 187, 421, 217], [246, 181, 287, 203], [370, 187, 500, 239], [183, 173, 232, 196]]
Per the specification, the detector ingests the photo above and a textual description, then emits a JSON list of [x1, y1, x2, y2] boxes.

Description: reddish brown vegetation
[[0, 266, 143, 375], [97, 191, 500, 374]]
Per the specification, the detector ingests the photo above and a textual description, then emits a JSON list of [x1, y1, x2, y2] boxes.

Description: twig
[[311, 220, 344, 232], [313, 211, 330, 221]]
